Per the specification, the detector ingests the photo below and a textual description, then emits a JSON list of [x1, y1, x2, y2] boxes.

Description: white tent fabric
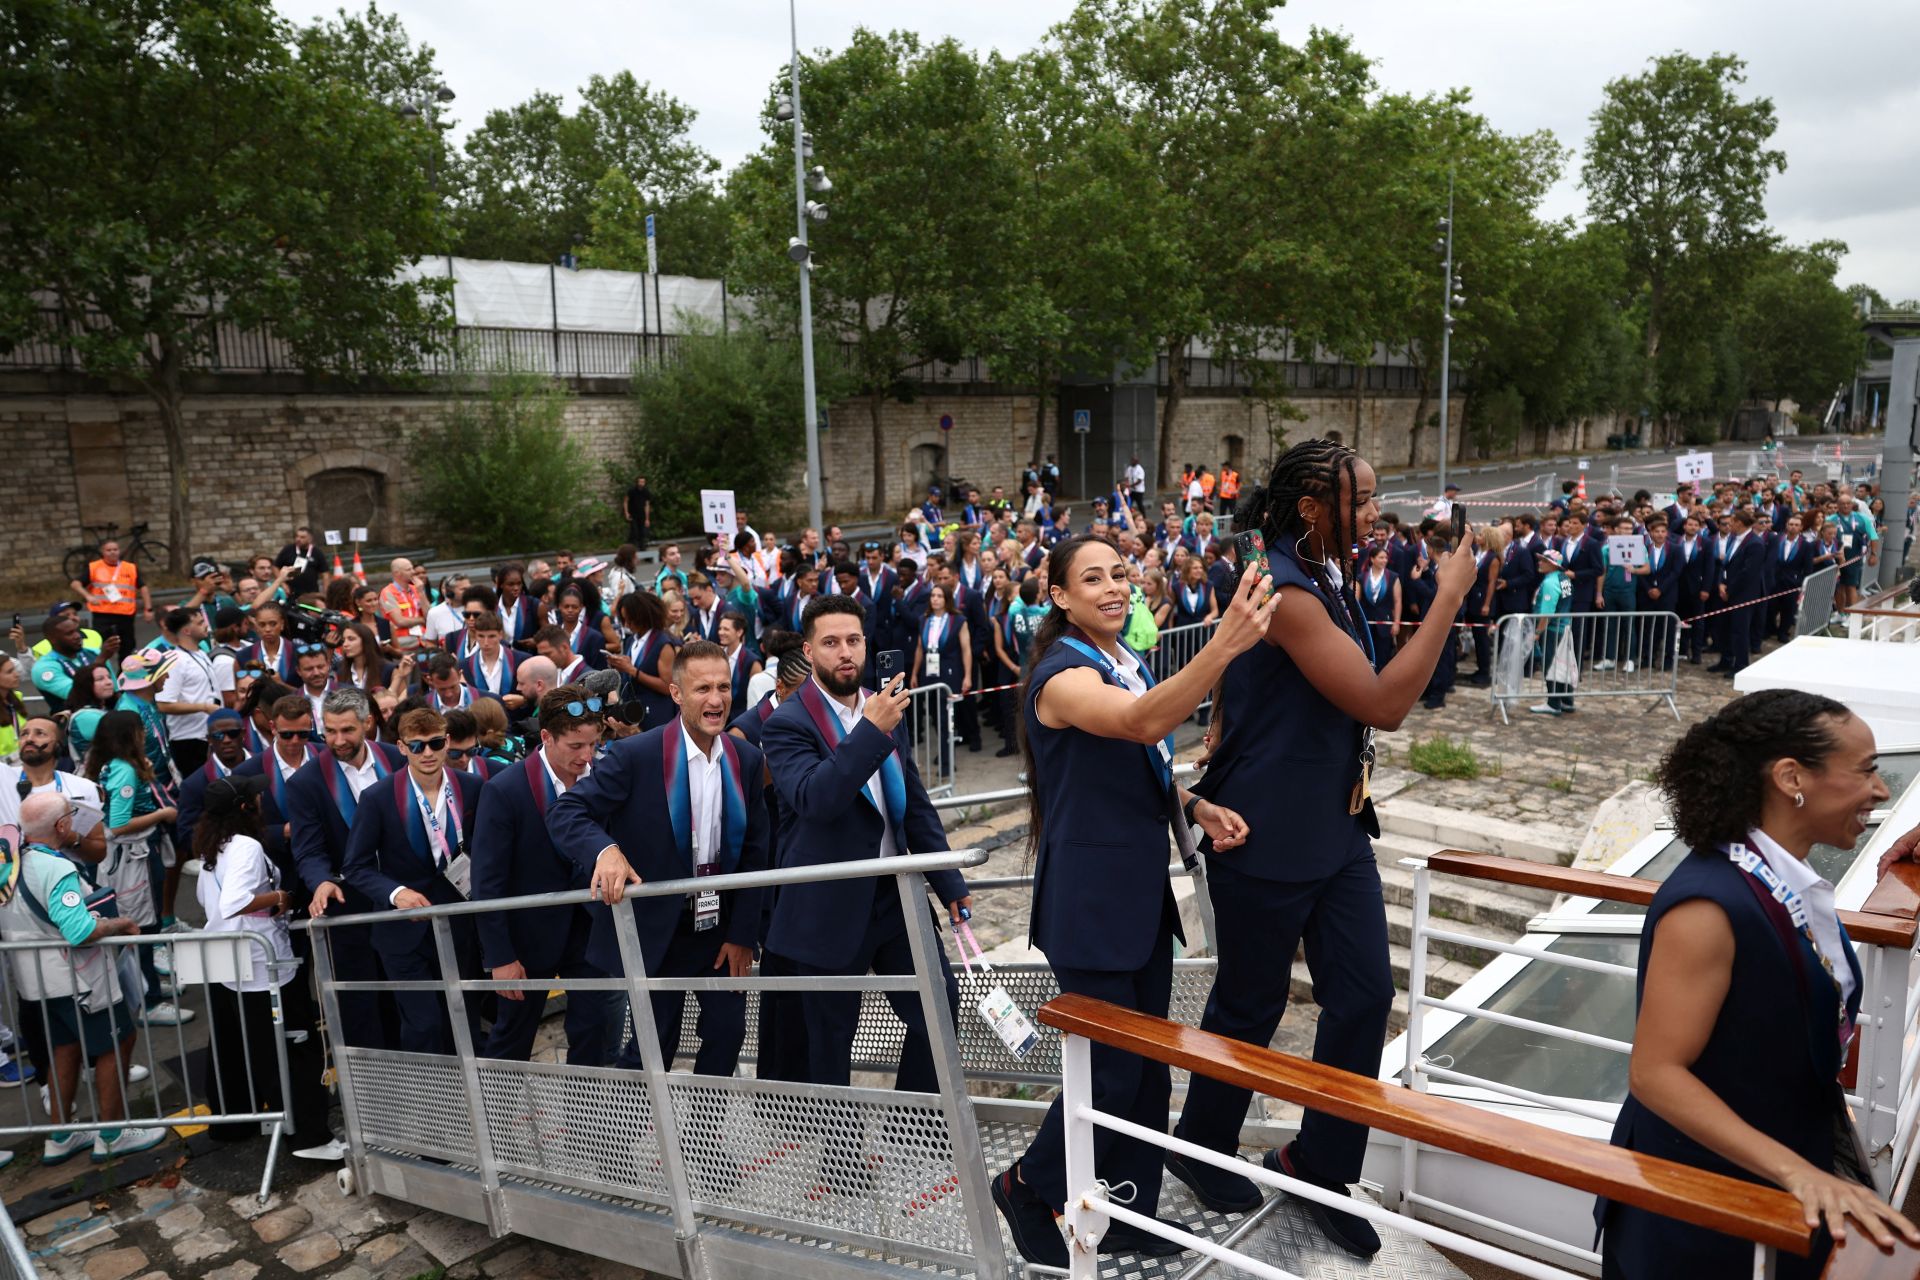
[[395, 257, 728, 334]]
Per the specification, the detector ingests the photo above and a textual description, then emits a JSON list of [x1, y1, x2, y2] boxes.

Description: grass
[[1548, 778, 1574, 793], [1405, 735, 1484, 780]]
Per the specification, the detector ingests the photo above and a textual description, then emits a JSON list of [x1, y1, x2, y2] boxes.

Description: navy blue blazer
[[760, 688, 967, 969], [546, 723, 770, 976], [1566, 534, 1605, 608], [341, 766, 485, 950], [1772, 534, 1811, 588], [1679, 535, 1719, 601], [1635, 540, 1684, 611], [1497, 540, 1538, 614], [470, 753, 592, 974], [286, 741, 408, 914], [230, 746, 322, 874], [174, 755, 238, 863], [1720, 532, 1765, 602]]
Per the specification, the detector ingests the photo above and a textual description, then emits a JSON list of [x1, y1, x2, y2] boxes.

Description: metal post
[[895, 872, 1011, 1280], [1437, 170, 1454, 493], [309, 926, 372, 1198], [790, 0, 825, 535], [1077, 429, 1087, 504], [1061, 1032, 1103, 1279], [1399, 865, 1433, 1213], [1878, 337, 1918, 589], [549, 263, 561, 373], [432, 915, 506, 1234]]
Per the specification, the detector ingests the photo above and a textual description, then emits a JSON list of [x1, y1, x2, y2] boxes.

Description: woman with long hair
[[191, 775, 338, 1157], [1166, 438, 1475, 1257], [1599, 691, 1919, 1275], [606, 591, 679, 730], [989, 535, 1275, 1267], [334, 623, 391, 694], [1355, 543, 1401, 670], [84, 711, 190, 1025], [0, 651, 27, 763], [62, 662, 119, 765]]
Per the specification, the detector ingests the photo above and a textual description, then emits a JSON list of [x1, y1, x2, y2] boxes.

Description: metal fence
[[1487, 610, 1682, 723], [1798, 562, 1841, 638], [0, 1206, 28, 1280], [903, 681, 957, 798], [1144, 620, 1217, 718]]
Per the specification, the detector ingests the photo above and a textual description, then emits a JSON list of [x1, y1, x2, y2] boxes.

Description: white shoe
[[151, 945, 171, 976], [141, 1001, 194, 1026], [293, 1138, 348, 1162], [92, 1126, 167, 1162], [41, 1130, 91, 1165], [180, 860, 204, 877], [1592, 659, 1615, 671], [80, 1061, 151, 1085], [1528, 704, 1561, 715], [0, 1149, 11, 1171], [1623, 660, 1636, 673]]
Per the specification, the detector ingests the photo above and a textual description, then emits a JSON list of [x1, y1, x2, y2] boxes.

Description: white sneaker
[[141, 1002, 194, 1026], [0, 1149, 11, 1171], [293, 1138, 348, 1162], [92, 1126, 167, 1163], [1592, 659, 1615, 671], [1527, 704, 1561, 715], [181, 860, 204, 876], [151, 946, 171, 976], [1623, 660, 1637, 673], [41, 1130, 91, 1165], [82, 1062, 151, 1085]]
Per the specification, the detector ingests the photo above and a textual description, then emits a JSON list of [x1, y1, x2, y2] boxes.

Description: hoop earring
[[1295, 531, 1325, 566], [1793, 792, 1805, 808]]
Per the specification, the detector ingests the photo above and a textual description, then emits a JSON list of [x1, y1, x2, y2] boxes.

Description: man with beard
[[10, 718, 107, 864]]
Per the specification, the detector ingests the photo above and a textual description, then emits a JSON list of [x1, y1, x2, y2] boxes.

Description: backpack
[[1123, 584, 1160, 651]]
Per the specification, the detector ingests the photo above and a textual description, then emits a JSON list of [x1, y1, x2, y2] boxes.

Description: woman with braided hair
[[1166, 437, 1478, 1258]]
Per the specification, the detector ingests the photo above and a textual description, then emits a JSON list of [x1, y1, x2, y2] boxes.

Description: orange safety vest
[[1199, 472, 1217, 497], [86, 559, 139, 615], [1219, 469, 1240, 499]]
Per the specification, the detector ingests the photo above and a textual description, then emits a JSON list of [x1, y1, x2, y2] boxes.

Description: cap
[[928, 486, 942, 496], [44, 602, 79, 625], [711, 562, 734, 578], [202, 774, 268, 817], [1536, 548, 1566, 570], [574, 556, 607, 577], [116, 650, 176, 692], [192, 559, 220, 579], [208, 708, 243, 728], [1443, 482, 1460, 494], [214, 606, 245, 629]]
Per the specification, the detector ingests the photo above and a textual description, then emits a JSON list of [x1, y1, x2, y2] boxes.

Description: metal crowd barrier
[[1145, 620, 1217, 717], [902, 680, 957, 798], [1799, 562, 1841, 637], [0, 931, 292, 1203], [1487, 610, 1681, 723]]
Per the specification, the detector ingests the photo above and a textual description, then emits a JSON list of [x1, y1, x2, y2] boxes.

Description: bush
[[409, 371, 610, 556], [1406, 734, 1483, 780]]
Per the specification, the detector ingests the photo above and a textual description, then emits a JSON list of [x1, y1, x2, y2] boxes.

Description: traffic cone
[[351, 549, 366, 584], [332, 552, 345, 578], [1574, 474, 1587, 502]]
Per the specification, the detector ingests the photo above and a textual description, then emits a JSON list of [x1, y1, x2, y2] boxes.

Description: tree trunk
[[1157, 335, 1188, 491], [141, 346, 192, 575], [1030, 355, 1050, 467], [868, 392, 888, 517], [1408, 354, 1430, 472]]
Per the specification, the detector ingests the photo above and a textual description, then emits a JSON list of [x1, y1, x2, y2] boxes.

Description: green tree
[[410, 371, 607, 555], [0, 0, 449, 572], [1733, 241, 1863, 414], [1582, 52, 1786, 430], [622, 322, 816, 535], [452, 72, 722, 272], [578, 167, 734, 279]]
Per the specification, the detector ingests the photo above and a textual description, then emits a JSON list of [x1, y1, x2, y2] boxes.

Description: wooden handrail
[[1428, 851, 1918, 949], [1861, 860, 1920, 922], [1038, 992, 1813, 1255]]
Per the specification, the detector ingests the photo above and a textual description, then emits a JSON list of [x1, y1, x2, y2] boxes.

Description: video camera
[[284, 602, 351, 648]]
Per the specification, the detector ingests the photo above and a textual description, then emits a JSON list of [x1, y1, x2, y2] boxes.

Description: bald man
[[379, 558, 427, 641], [508, 655, 559, 739]]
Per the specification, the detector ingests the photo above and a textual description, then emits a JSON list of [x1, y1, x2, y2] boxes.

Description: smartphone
[[1233, 530, 1270, 597], [876, 649, 906, 686], [1450, 500, 1469, 542], [10, 613, 18, 631]]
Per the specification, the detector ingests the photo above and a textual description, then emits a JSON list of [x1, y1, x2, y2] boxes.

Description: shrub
[[1406, 734, 1483, 780], [409, 371, 609, 556]]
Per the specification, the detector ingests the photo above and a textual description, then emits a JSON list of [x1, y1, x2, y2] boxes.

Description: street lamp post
[[397, 84, 456, 191], [1435, 169, 1458, 496], [785, 1, 827, 535]]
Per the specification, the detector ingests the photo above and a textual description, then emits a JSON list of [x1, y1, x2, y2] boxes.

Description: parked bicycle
[[61, 521, 171, 585]]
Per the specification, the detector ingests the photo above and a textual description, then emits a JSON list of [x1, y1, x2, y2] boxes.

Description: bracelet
[[1182, 796, 1201, 826]]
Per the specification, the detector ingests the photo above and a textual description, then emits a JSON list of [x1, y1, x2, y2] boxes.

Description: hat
[[1443, 482, 1460, 494], [574, 556, 607, 577], [208, 708, 243, 729], [44, 602, 79, 625], [1536, 548, 1566, 570], [214, 606, 246, 629], [711, 561, 734, 579], [202, 774, 268, 817], [116, 650, 176, 692], [192, 559, 220, 579]]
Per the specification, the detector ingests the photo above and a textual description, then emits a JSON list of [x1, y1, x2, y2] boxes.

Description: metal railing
[[1488, 609, 1681, 723], [0, 930, 292, 1204], [0, 1205, 29, 1280], [1144, 620, 1217, 717], [1844, 575, 1920, 643], [903, 680, 957, 798]]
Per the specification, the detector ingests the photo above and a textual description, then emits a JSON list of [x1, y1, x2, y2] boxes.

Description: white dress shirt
[[1747, 826, 1855, 1006], [160, 645, 219, 742], [341, 748, 382, 799], [684, 733, 725, 869], [819, 679, 896, 860]]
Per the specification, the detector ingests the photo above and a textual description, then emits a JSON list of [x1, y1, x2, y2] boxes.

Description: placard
[[1606, 535, 1648, 569], [1576, 459, 1590, 471], [349, 526, 368, 543], [1676, 452, 1714, 484], [701, 489, 737, 537], [323, 530, 343, 546]]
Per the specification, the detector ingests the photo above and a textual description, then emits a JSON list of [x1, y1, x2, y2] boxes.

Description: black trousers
[[480, 917, 612, 1066], [93, 614, 138, 655], [374, 916, 482, 1056], [1173, 856, 1393, 1185], [612, 912, 747, 1077], [1018, 905, 1176, 1214], [754, 948, 809, 1084], [323, 922, 395, 1051], [204, 974, 332, 1147]]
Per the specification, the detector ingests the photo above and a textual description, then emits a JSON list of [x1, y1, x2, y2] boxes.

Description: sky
[[276, 0, 1920, 300]]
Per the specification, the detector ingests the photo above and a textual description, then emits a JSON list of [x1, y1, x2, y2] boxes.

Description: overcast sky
[[278, 0, 1920, 299]]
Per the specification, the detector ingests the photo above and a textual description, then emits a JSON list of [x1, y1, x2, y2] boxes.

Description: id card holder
[[926, 651, 942, 679], [1348, 729, 1377, 817], [443, 852, 472, 900], [692, 861, 720, 932]]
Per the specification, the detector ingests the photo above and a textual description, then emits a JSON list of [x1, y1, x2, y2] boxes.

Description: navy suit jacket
[[1721, 532, 1765, 602], [1773, 535, 1811, 588], [1498, 541, 1538, 611], [1567, 535, 1606, 608], [1680, 536, 1719, 600], [230, 746, 322, 879], [341, 766, 485, 951], [760, 688, 967, 970], [173, 756, 236, 864], [470, 754, 592, 973], [286, 741, 408, 915], [546, 724, 770, 977], [1636, 540, 1684, 611]]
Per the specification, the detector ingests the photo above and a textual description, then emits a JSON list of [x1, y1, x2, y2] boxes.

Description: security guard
[[69, 539, 150, 655]]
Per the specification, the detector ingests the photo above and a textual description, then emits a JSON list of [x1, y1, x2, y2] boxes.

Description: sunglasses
[[402, 736, 449, 755], [293, 642, 329, 656], [564, 697, 604, 717], [862, 542, 881, 552], [463, 610, 485, 620], [209, 729, 244, 741], [446, 745, 477, 761], [237, 664, 267, 677], [276, 728, 319, 742]]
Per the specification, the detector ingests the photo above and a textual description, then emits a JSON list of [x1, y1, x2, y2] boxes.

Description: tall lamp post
[[397, 84, 457, 191], [1433, 170, 1462, 496], [780, 1, 830, 534]]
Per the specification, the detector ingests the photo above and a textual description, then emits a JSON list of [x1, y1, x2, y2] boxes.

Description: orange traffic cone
[[351, 549, 366, 584], [1575, 474, 1587, 501], [332, 552, 345, 578]]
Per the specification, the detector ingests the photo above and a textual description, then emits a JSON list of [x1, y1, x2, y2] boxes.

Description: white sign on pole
[[1606, 535, 1648, 569], [701, 489, 737, 536], [348, 527, 368, 544], [1576, 458, 1590, 471], [323, 530, 343, 547], [1676, 452, 1714, 484], [1825, 461, 1843, 482]]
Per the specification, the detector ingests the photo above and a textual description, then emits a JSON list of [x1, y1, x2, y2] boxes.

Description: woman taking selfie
[[1167, 438, 1475, 1258], [1600, 690, 1918, 1276], [989, 534, 1277, 1268]]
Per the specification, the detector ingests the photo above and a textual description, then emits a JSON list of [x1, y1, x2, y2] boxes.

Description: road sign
[[1072, 409, 1091, 434], [348, 527, 368, 544], [645, 213, 657, 276], [1606, 535, 1647, 569], [938, 413, 953, 432], [323, 530, 342, 547]]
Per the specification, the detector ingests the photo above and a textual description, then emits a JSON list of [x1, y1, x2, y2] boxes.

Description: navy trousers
[[375, 917, 482, 1057], [612, 913, 747, 1076], [480, 916, 612, 1066], [327, 922, 391, 1051], [1172, 855, 1394, 1184], [1018, 903, 1176, 1213]]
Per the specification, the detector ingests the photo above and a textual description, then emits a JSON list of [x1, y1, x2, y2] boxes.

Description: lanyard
[[412, 776, 461, 866], [1725, 843, 1849, 1049], [924, 614, 950, 651]]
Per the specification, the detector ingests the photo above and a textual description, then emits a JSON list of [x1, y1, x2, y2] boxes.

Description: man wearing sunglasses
[[471, 686, 611, 1064], [341, 706, 486, 1054], [172, 708, 253, 870], [230, 695, 323, 871], [550, 641, 770, 1081]]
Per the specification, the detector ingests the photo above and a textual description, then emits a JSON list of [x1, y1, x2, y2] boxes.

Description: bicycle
[[62, 521, 171, 585]]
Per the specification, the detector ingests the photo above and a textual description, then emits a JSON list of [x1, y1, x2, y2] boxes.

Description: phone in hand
[[1450, 500, 1469, 542], [876, 649, 906, 686], [1232, 530, 1270, 599]]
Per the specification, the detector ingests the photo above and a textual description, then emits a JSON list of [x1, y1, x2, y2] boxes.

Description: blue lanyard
[[412, 776, 461, 865]]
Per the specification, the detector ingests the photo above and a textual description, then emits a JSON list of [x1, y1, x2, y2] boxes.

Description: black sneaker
[[991, 1164, 1068, 1268], [1263, 1145, 1380, 1259], [1163, 1150, 1263, 1214], [1100, 1216, 1191, 1256]]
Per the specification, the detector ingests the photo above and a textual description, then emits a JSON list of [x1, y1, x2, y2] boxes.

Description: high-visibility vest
[[86, 559, 139, 615], [1199, 472, 1217, 497], [1219, 469, 1241, 499]]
